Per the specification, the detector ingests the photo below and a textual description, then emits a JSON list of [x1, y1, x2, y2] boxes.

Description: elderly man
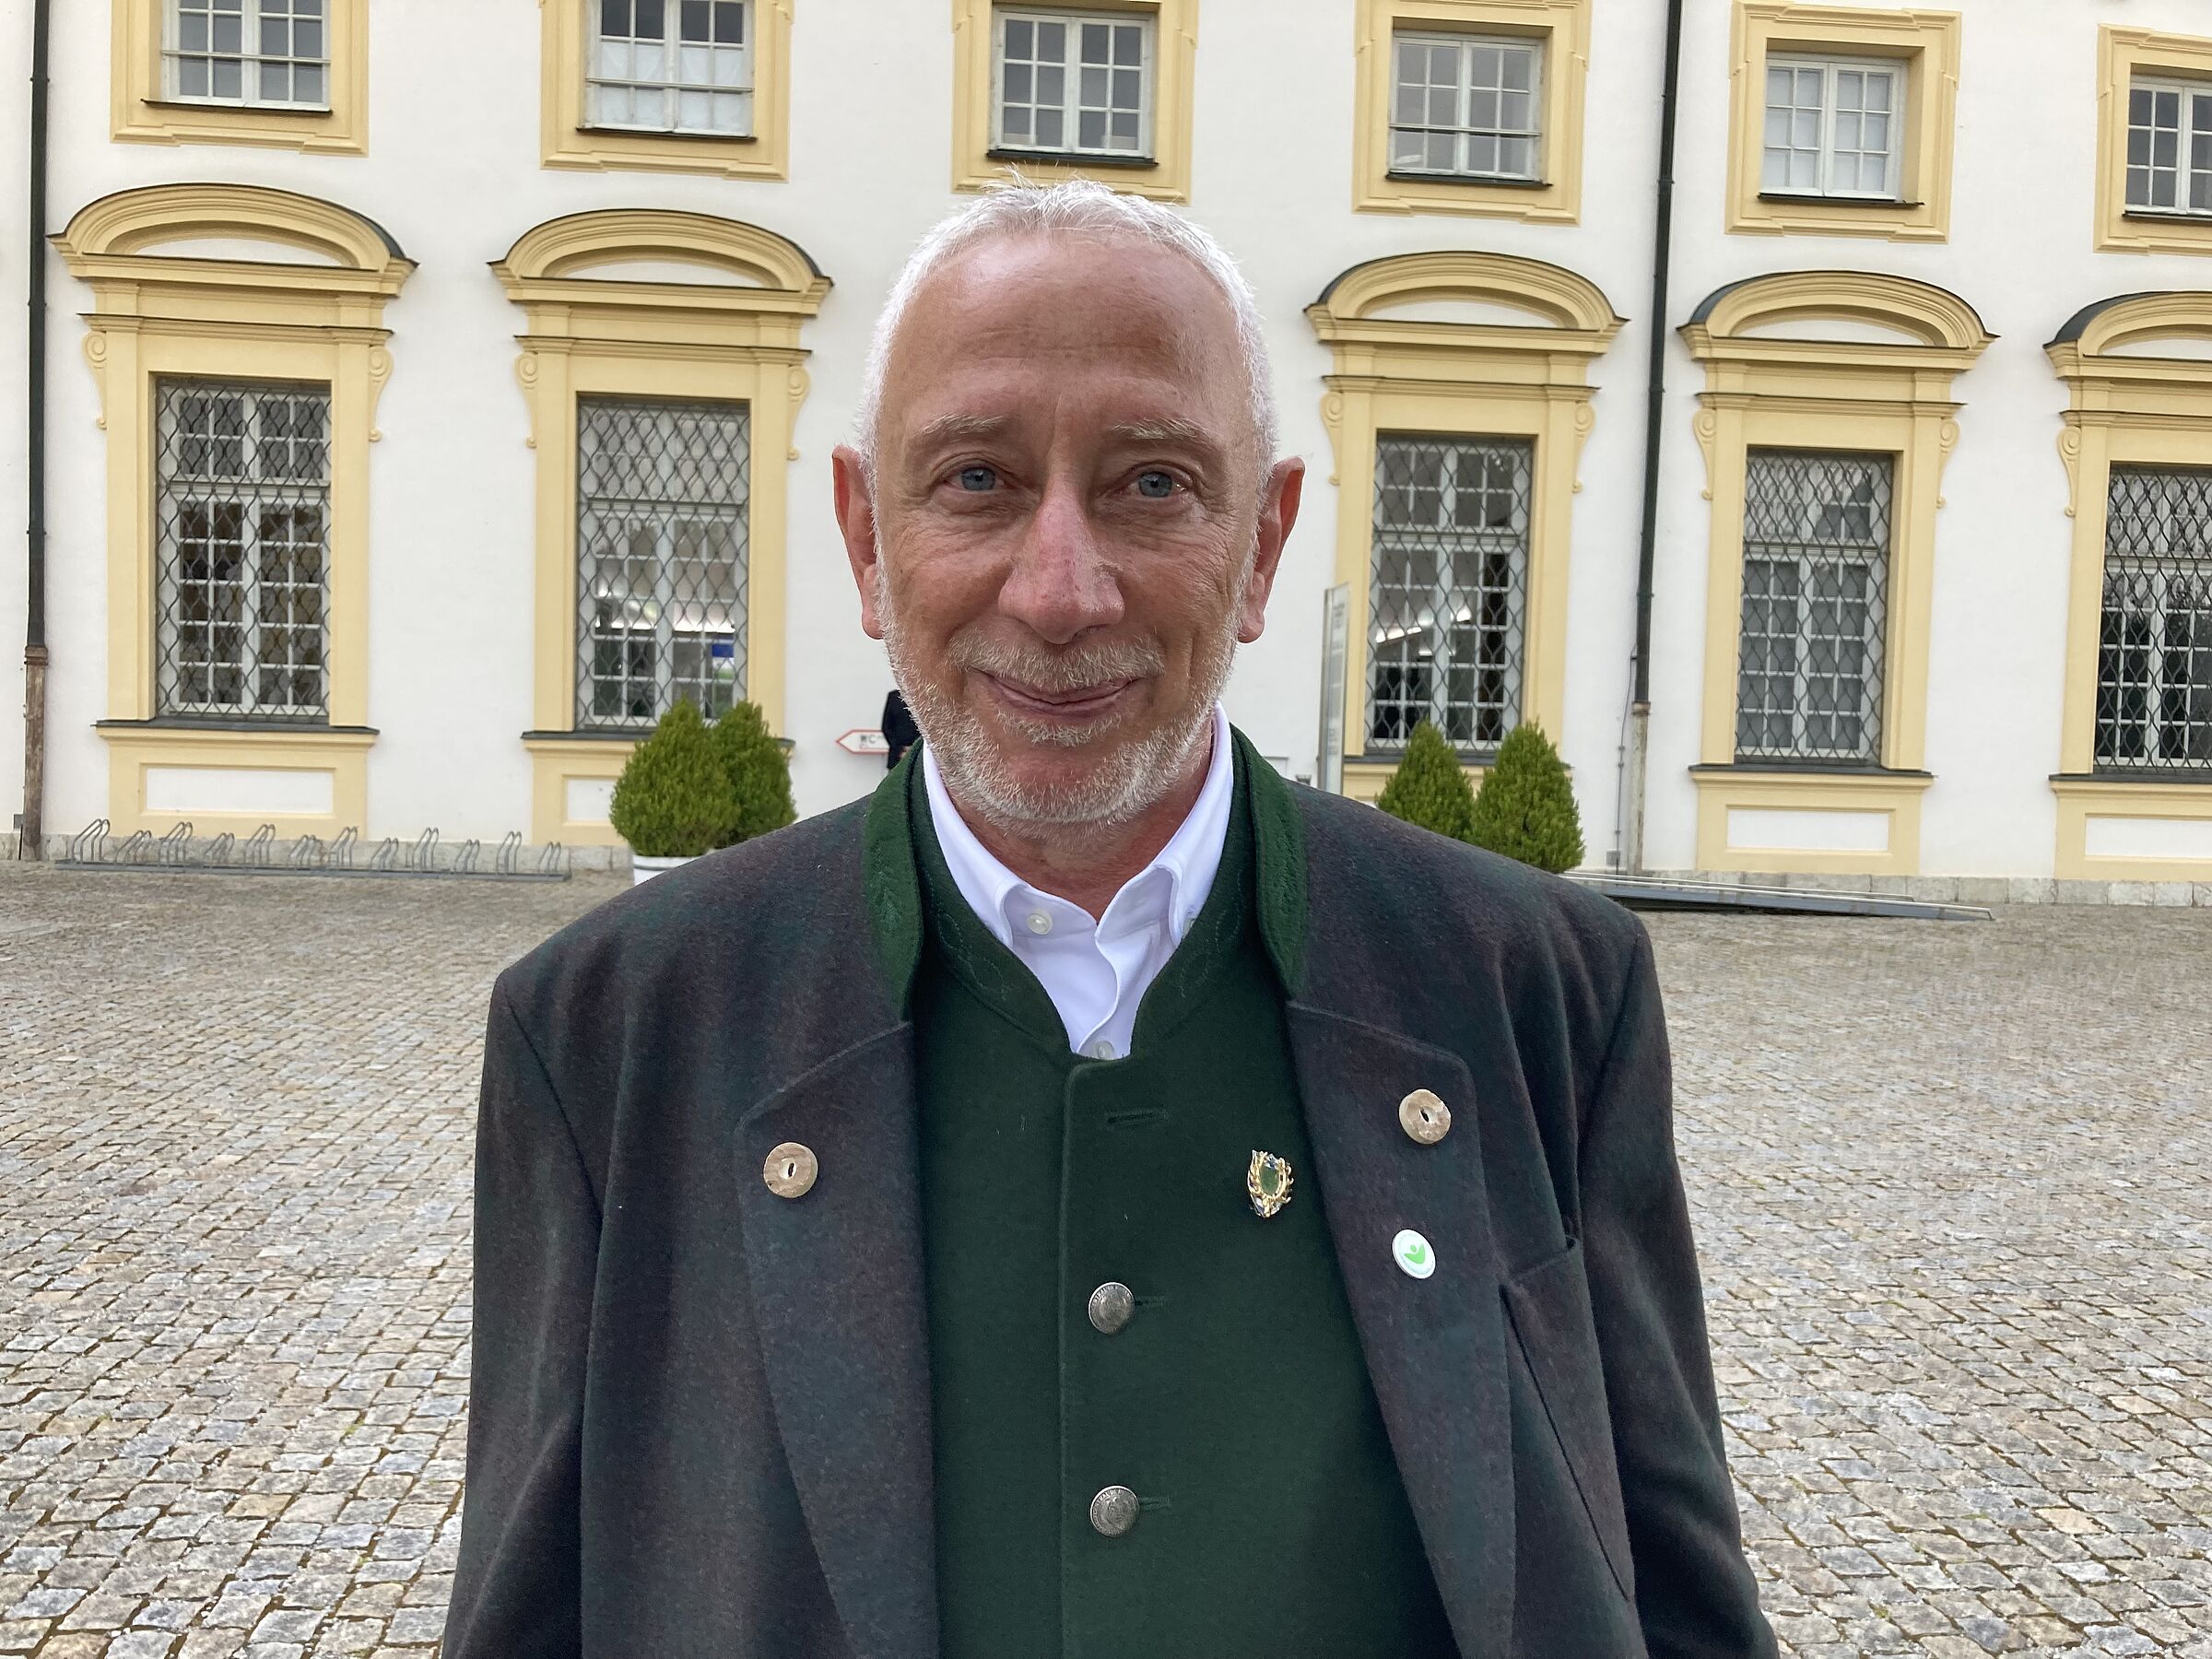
[[445, 182, 1776, 1659]]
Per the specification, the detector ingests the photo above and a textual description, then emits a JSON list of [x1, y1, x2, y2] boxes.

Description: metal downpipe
[[1622, 0, 1685, 877], [19, 0, 51, 860]]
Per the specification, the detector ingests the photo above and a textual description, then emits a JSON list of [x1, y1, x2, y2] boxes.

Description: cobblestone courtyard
[[1, 864, 2206, 1657]]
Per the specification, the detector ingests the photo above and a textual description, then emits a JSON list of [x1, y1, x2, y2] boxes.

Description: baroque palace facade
[[4, 0, 2212, 888]]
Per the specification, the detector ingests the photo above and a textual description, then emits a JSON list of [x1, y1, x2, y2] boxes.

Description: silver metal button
[[1088, 1281, 1135, 1335], [1088, 1485, 1139, 1537], [1398, 1088, 1452, 1145], [763, 1142, 818, 1199]]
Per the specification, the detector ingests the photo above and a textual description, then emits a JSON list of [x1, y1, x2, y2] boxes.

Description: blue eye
[[956, 465, 997, 491], [1135, 470, 1177, 499]]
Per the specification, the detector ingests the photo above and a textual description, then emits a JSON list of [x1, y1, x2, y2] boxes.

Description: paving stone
[[5, 869, 2210, 1655]]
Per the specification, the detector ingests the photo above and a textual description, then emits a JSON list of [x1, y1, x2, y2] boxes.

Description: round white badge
[[1393, 1229, 1436, 1280]]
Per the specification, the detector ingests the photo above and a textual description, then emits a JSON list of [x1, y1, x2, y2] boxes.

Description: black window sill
[[1694, 761, 1930, 778], [2053, 768, 2212, 784], [986, 147, 1158, 171], [1756, 190, 1922, 209], [144, 96, 333, 116], [2119, 207, 2212, 226], [1354, 747, 1502, 767], [98, 717, 372, 735], [579, 122, 758, 145], [1384, 169, 1550, 191]]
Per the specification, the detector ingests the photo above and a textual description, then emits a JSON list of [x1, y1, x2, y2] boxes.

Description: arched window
[[56, 183, 415, 837], [1682, 268, 1992, 875], [495, 210, 830, 846], [1307, 251, 1621, 800]]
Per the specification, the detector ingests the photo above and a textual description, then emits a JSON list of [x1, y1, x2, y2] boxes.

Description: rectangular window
[[576, 396, 749, 729], [994, 7, 1153, 159], [2125, 76, 2212, 216], [154, 379, 330, 720], [1388, 30, 1542, 182], [588, 0, 755, 137], [1367, 435, 1530, 751], [165, 0, 328, 107], [2097, 466, 2212, 771], [1760, 54, 1901, 198], [1735, 451, 1890, 764]]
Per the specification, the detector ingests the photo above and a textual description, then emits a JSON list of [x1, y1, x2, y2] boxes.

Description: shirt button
[[1088, 1485, 1140, 1537], [1083, 1037, 1117, 1060], [1088, 1281, 1135, 1335], [1024, 911, 1053, 936]]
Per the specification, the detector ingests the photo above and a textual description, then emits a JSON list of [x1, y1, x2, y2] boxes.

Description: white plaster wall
[[13, 0, 2212, 873]]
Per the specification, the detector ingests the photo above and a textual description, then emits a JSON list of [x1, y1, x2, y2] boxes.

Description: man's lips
[[978, 672, 1139, 718]]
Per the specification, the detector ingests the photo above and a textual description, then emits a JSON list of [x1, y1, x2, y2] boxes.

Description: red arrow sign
[[836, 728, 889, 756]]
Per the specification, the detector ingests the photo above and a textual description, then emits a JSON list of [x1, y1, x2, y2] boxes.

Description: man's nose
[[996, 477, 1125, 645]]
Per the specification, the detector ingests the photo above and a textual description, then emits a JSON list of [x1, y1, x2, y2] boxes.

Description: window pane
[[1735, 450, 1891, 761], [576, 397, 751, 728], [155, 380, 333, 720], [2098, 467, 2212, 769], [1369, 436, 1532, 750]]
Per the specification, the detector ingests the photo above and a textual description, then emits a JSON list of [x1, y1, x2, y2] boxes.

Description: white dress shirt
[[922, 702, 1233, 1060]]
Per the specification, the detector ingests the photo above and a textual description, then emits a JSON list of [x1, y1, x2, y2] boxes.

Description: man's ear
[[832, 444, 887, 641], [1236, 455, 1305, 645]]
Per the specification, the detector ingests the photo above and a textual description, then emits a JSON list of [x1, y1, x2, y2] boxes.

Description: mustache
[[947, 630, 1167, 692]]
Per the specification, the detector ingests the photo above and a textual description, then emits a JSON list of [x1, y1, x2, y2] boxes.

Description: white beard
[[875, 558, 1241, 831]]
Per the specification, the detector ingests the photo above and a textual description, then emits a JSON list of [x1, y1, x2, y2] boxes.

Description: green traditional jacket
[[897, 739, 1456, 1657], [449, 717, 1779, 1659]]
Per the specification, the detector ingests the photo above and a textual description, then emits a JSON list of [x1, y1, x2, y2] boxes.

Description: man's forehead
[[879, 234, 1244, 445]]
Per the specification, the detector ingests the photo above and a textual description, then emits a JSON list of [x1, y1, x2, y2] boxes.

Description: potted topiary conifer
[[1468, 723, 1585, 874], [608, 700, 737, 885], [711, 700, 797, 847], [1375, 719, 1477, 842]]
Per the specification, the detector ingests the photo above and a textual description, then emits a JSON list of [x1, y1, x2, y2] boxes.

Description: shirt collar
[[921, 702, 1234, 947]]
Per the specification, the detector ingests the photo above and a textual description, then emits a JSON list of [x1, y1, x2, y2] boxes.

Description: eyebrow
[[1108, 417, 1223, 452], [911, 413, 1015, 448]]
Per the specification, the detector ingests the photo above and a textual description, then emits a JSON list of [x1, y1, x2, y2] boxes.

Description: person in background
[[882, 687, 921, 770]]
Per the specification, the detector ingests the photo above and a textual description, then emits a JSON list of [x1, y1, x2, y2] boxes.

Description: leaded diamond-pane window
[[2097, 466, 2212, 771], [588, 0, 755, 136], [2126, 77, 2212, 217], [1761, 55, 1900, 198], [1367, 435, 1531, 751], [1389, 31, 1542, 181], [576, 397, 749, 729], [154, 379, 330, 720], [1735, 451, 1891, 763], [994, 8, 1153, 158], [166, 0, 328, 107]]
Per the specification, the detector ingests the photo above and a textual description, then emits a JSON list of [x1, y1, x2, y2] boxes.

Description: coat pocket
[[1501, 1238, 1636, 1602]]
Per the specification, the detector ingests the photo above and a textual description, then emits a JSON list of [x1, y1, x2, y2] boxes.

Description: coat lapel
[[735, 1024, 938, 1659], [1288, 1006, 1515, 1659]]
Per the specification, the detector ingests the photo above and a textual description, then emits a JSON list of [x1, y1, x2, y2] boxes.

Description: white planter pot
[[629, 853, 697, 887]]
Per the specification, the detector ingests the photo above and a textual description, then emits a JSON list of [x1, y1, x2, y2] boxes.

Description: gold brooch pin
[[1246, 1150, 1294, 1218]]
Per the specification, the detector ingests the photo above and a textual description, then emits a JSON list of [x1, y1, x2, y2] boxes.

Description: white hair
[[853, 178, 1278, 480]]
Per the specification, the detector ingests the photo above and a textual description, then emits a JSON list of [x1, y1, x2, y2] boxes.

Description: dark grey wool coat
[[443, 754, 1777, 1659]]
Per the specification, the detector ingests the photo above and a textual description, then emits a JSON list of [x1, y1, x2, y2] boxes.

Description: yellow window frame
[[1724, 2, 1960, 242], [540, 0, 794, 180], [1682, 270, 1993, 876], [950, 0, 1196, 201], [54, 183, 414, 839], [1352, 0, 1590, 224], [2095, 27, 2212, 257], [1307, 251, 1622, 800], [112, 0, 369, 154], [2047, 291, 2212, 882], [494, 210, 831, 846]]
